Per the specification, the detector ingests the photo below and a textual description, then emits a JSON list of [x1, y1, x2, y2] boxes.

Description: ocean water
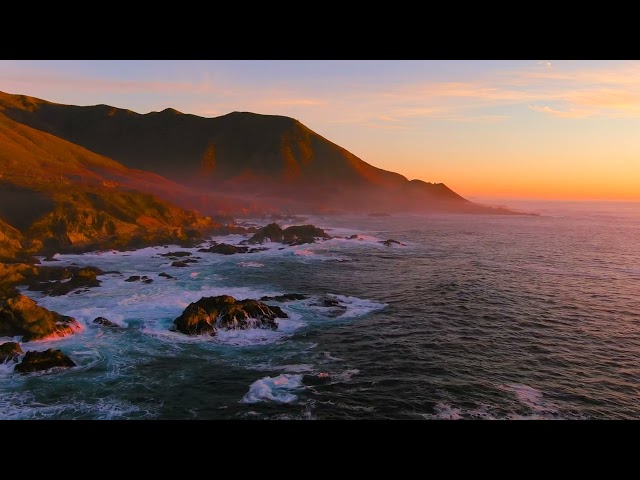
[[1, 200, 639, 420]]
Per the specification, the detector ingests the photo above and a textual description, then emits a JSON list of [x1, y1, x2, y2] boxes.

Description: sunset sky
[[1, 60, 639, 200]]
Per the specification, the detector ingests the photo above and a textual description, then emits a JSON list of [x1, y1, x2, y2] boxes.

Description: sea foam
[[241, 374, 304, 404]]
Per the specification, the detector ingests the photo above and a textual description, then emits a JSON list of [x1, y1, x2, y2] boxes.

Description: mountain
[[0, 110, 217, 259], [0, 91, 516, 215]]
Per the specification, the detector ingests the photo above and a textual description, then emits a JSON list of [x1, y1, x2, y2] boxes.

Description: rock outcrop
[[26, 266, 104, 296], [282, 225, 331, 245], [0, 262, 39, 296], [93, 317, 120, 328], [259, 293, 307, 302], [0, 341, 23, 363], [379, 239, 406, 247], [248, 223, 284, 244], [248, 223, 331, 246], [0, 294, 81, 341], [14, 348, 75, 373], [173, 295, 288, 335], [197, 243, 249, 255]]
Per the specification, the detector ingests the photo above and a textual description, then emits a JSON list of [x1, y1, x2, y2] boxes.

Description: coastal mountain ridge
[[0, 90, 525, 261], [0, 91, 508, 215]]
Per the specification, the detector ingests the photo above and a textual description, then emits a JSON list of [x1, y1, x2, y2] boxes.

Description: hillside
[[0, 91, 515, 215], [0, 111, 216, 257]]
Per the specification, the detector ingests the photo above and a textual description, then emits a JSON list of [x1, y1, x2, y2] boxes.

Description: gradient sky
[[1, 60, 639, 200]]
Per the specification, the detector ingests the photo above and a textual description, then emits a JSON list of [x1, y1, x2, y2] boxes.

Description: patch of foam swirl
[[241, 374, 304, 404]]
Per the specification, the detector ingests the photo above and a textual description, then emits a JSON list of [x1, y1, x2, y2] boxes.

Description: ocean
[[2, 200, 639, 419]]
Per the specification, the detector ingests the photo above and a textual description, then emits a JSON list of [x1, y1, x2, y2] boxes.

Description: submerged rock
[[346, 234, 359, 240], [310, 296, 348, 317], [0, 342, 23, 363], [14, 348, 75, 373], [171, 261, 188, 267], [159, 272, 177, 280], [259, 293, 307, 302], [160, 251, 192, 258], [93, 317, 120, 328], [173, 295, 288, 336], [379, 239, 406, 247], [125, 275, 141, 282], [0, 294, 81, 341], [198, 243, 249, 255]]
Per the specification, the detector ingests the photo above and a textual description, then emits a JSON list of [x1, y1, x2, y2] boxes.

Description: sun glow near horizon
[[1, 59, 639, 201]]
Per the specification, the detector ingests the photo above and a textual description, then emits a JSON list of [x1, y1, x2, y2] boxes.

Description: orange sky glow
[[1, 60, 639, 200]]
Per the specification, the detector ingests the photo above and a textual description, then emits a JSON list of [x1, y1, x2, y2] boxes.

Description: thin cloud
[[528, 105, 591, 119], [7, 60, 640, 123], [0, 72, 219, 95], [261, 98, 326, 107]]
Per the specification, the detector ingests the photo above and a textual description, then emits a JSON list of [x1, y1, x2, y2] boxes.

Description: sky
[[1, 60, 639, 200]]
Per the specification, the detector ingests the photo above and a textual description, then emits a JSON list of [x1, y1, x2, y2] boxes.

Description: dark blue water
[[2, 201, 639, 419]]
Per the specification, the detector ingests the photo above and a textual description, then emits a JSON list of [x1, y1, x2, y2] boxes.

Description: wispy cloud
[[528, 105, 590, 119], [262, 98, 326, 107], [5, 60, 640, 124], [341, 61, 640, 122], [0, 72, 219, 96]]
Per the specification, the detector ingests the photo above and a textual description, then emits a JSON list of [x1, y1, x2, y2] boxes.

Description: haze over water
[[1, 200, 638, 419]]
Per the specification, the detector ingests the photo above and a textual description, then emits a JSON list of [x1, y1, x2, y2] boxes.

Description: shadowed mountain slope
[[0, 111, 216, 258], [0, 91, 520, 215]]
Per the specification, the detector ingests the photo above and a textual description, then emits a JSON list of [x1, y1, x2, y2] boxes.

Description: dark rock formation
[[160, 251, 192, 257], [198, 243, 249, 255], [311, 297, 348, 317], [282, 225, 331, 245], [93, 317, 120, 328], [268, 305, 287, 318], [0, 263, 38, 296], [379, 239, 406, 247], [173, 295, 288, 335], [346, 234, 359, 240], [171, 261, 188, 267], [26, 266, 103, 296], [159, 272, 177, 279], [259, 293, 307, 302], [248, 223, 284, 244], [14, 348, 75, 373], [0, 342, 23, 363], [125, 275, 141, 282], [43, 255, 60, 262], [248, 223, 331, 246], [0, 294, 81, 341]]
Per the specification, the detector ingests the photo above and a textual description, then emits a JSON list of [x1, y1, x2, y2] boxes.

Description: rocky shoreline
[[0, 221, 382, 375]]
